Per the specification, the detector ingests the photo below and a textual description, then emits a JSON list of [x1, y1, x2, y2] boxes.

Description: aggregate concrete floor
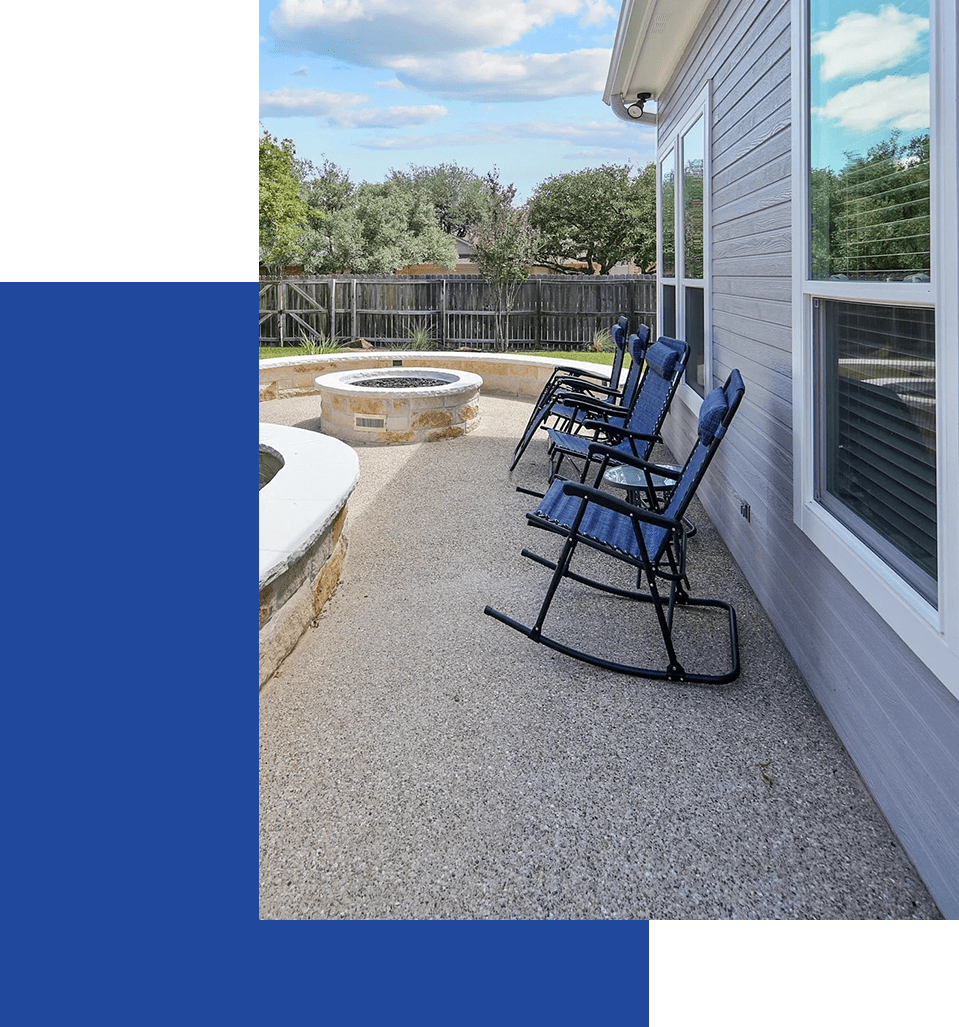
[[259, 391, 942, 920]]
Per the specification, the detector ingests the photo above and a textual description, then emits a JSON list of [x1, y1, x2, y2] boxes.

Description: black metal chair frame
[[509, 323, 651, 473], [486, 369, 746, 684]]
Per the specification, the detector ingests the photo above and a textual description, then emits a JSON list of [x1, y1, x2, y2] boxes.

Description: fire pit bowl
[[315, 367, 482, 445]]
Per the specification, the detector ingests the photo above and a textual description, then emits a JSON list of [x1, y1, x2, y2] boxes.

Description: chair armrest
[[550, 365, 611, 384], [552, 392, 626, 416], [550, 392, 625, 418], [559, 481, 681, 530], [584, 443, 680, 479], [574, 380, 621, 398], [554, 379, 623, 400], [549, 374, 607, 392], [581, 422, 662, 445]]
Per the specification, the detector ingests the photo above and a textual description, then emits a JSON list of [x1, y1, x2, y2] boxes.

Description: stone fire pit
[[315, 367, 482, 445]]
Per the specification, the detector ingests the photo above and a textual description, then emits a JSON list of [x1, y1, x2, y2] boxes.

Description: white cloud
[[267, 0, 615, 99], [376, 79, 407, 90], [390, 49, 609, 100], [579, 0, 616, 27], [291, 66, 309, 76], [812, 5, 928, 81], [259, 88, 446, 129], [812, 73, 929, 132], [353, 116, 629, 149], [259, 87, 368, 116], [328, 104, 448, 128], [270, 0, 584, 60], [510, 118, 626, 143]]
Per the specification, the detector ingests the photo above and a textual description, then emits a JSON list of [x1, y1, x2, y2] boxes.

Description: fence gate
[[259, 279, 337, 346]]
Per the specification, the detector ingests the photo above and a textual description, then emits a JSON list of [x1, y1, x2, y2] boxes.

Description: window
[[815, 298, 937, 603], [809, 0, 934, 600], [793, 0, 958, 687], [659, 90, 710, 399], [660, 152, 676, 338]]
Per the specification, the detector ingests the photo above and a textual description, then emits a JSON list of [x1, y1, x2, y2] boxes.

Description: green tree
[[528, 163, 656, 275], [258, 131, 309, 271], [300, 179, 456, 274], [473, 184, 539, 351], [682, 157, 704, 279], [387, 162, 495, 239], [304, 159, 355, 215]]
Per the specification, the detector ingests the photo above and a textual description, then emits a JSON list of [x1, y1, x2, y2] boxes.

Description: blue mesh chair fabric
[[531, 315, 630, 412], [544, 337, 689, 479], [697, 386, 729, 446]]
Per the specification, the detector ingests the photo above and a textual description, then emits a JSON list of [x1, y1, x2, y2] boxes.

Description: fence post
[[351, 278, 357, 341], [278, 280, 286, 347], [440, 278, 448, 349], [329, 277, 337, 341], [536, 278, 543, 349]]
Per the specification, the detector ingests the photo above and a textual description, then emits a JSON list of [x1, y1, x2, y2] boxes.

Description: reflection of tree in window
[[811, 131, 930, 281], [682, 116, 704, 281], [661, 156, 675, 277], [684, 157, 704, 280]]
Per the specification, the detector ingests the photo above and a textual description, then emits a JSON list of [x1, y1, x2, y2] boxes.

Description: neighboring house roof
[[604, 0, 714, 121]]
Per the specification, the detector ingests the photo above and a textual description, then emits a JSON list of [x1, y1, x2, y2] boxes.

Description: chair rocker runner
[[545, 337, 689, 485], [509, 322, 651, 473], [485, 369, 746, 684]]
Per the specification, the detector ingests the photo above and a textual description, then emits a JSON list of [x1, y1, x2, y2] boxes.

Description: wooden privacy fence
[[259, 274, 656, 350]]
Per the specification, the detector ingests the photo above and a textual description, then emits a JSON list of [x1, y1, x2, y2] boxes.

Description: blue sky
[[810, 0, 930, 170], [258, 0, 657, 201]]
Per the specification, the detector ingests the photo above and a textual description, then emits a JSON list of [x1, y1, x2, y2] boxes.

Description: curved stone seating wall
[[258, 351, 617, 689], [259, 424, 360, 689], [259, 351, 618, 403]]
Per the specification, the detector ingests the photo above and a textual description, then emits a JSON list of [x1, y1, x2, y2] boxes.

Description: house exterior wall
[[653, 0, 959, 916]]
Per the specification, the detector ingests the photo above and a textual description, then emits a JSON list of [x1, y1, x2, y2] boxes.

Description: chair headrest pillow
[[645, 340, 680, 379], [698, 386, 729, 445]]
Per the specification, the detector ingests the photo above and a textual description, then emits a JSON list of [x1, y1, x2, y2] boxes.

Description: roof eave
[[604, 0, 715, 118]]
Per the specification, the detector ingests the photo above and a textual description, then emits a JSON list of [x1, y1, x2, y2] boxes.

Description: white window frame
[[658, 83, 712, 409], [790, 0, 959, 693]]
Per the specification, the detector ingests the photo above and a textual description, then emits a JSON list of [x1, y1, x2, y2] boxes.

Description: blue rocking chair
[[485, 369, 746, 684], [545, 336, 689, 485], [509, 323, 651, 473], [522, 314, 631, 419]]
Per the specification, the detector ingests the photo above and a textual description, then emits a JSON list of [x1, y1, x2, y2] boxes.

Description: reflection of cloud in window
[[812, 6, 928, 80], [812, 73, 929, 132]]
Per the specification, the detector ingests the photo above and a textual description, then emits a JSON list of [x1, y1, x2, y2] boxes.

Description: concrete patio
[[259, 388, 942, 920]]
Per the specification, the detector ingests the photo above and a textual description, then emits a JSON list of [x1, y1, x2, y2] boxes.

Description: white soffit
[[604, 0, 714, 107]]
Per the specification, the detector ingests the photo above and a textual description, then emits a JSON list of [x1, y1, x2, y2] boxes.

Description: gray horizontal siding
[[713, 274, 790, 302], [656, 0, 959, 915], [713, 124, 790, 190], [712, 217, 791, 253]]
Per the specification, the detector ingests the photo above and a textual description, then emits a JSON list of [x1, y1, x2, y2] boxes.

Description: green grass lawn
[[258, 345, 618, 365]]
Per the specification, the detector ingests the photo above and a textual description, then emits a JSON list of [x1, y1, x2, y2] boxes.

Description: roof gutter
[[608, 90, 658, 126]]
